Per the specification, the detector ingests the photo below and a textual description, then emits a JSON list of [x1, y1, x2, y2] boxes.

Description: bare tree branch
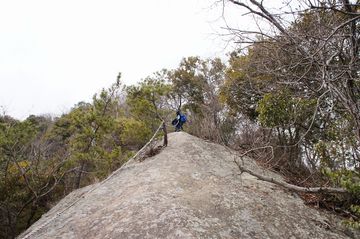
[[234, 158, 348, 194]]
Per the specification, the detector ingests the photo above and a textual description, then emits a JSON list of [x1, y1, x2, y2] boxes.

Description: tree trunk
[[74, 162, 86, 189], [162, 122, 168, 147]]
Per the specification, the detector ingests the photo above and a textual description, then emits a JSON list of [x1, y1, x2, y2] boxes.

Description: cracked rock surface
[[19, 132, 354, 239]]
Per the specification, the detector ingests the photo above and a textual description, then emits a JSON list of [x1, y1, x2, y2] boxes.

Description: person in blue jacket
[[172, 110, 186, 132]]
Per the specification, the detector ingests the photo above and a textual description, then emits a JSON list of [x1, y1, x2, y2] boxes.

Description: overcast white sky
[[0, 0, 244, 119]]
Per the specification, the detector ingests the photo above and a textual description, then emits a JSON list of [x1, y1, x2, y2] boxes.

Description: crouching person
[[172, 110, 187, 132]]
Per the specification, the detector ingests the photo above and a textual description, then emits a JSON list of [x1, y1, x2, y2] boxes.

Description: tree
[[126, 71, 172, 129], [219, 0, 360, 227], [0, 115, 68, 238], [222, 0, 360, 138], [220, 49, 274, 120], [169, 56, 228, 141], [0, 73, 172, 237], [66, 78, 124, 189]]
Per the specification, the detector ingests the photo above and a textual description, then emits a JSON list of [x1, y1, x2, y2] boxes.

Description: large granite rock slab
[[19, 132, 354, 238]]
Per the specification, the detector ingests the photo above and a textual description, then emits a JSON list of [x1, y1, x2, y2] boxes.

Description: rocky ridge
[[19, 132, 354, 239]]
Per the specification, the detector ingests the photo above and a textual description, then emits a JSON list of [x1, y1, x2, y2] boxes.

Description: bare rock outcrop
[[19, 132, 354, 239]]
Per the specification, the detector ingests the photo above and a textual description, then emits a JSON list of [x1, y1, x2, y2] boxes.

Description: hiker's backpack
[[171, 118, 178, 126], [180, 114, 187, 123]]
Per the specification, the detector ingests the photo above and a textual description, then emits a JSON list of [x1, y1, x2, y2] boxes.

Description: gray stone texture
[[19, 132, 355, 239]]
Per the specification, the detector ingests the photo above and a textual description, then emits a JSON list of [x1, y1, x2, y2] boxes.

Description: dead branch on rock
[[233, 158, 348, 194]]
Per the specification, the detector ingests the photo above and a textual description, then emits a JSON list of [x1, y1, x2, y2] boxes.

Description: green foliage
[[170, 56, 207, 106], [322, 168, 360, 195], [0, 77, 155, 237], [169, 56, 227, 140], [171, 57, 225, 110], [63, 80, 125, 186], [0, 115, 61, 237], [315, 136, 358, 170], [344, 205, 360, 229], [220, 49, 274, 120], [119, 118, 152, 147], [126, 73, 171, 122], [257, 91, 316, 128], [322, 167, 360, 228], [220, 3, 360, 230], [257, 92, 292, 128]]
